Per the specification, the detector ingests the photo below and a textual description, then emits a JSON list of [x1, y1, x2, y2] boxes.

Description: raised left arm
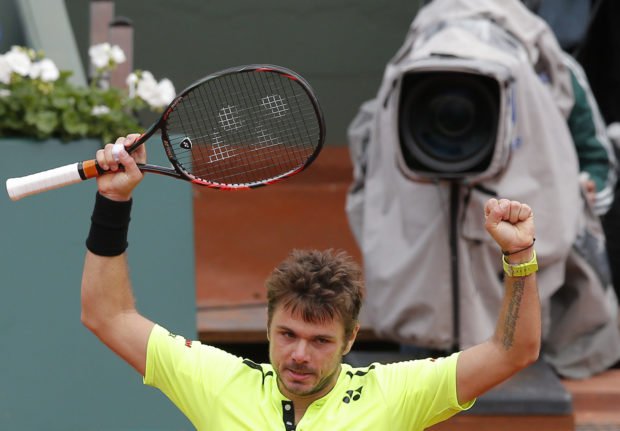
[[456, 199, 541, 405]]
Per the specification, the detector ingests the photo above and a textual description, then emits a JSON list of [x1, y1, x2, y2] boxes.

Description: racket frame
[[130, 64, 326, 190]]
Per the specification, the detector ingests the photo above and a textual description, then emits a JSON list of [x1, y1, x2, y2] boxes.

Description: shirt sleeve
[[143, 324, 242, 428], [377, 352, 475, 429], [564, 53, 617, 215]]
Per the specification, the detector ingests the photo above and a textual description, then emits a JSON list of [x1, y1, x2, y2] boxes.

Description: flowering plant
[[0, 44, 175, 143]]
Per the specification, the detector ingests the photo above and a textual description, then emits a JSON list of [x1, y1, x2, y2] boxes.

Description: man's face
[[268, 305, 358, 402]]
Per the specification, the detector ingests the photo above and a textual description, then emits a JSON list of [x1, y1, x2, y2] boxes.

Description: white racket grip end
[[6, 163, 83, 201]]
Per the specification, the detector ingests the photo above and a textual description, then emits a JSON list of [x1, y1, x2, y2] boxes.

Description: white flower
[[89, 43, 126, 69], [126, 72, 138, 98], [91, 105, 111, 116], [136, 71, 159, 105], [5, 46, 31, 76], [89, 43, 111, 68], [29, 59, 60, 82], [134, 71, 175, 108], [156, 78, 176, 106], [110, 45, 126, 64], [0, 55, 11, 84], [0, 88, 11, 97]]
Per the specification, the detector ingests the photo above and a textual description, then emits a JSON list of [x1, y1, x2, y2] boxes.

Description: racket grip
[[6, 160, 101, 201]]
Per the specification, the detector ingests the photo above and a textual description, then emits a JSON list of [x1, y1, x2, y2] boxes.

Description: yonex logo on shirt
[[342, 386, 363, 403]]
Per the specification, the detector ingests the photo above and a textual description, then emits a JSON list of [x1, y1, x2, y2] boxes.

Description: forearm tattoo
[[502, 278, 526, 350]]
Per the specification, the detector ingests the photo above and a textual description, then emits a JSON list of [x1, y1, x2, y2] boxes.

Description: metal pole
[[108, 16, 133, 89], [89, 0, 115, 81], [450, 181, 460, 352]]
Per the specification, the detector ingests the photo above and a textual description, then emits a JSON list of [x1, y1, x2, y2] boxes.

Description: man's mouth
[[285, 367, 314, 381]]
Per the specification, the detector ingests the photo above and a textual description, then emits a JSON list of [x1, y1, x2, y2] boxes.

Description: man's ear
[[342, 323, 360, 356]]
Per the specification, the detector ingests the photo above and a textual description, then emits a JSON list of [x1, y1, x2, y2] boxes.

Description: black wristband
[[85, 192, 132, 256]]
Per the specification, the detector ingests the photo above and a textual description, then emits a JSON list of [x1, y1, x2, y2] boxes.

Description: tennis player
[[81, 134, 541, 430]]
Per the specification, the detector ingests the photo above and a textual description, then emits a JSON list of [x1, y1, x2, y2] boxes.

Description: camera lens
[[398, 71, 500, 176], [431, 94, 475, 137]]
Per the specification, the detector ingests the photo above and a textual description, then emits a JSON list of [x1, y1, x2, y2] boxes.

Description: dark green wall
[[0, 137, 196, 429], [64, 0, 424, 146], [0, 0, 25, 50]]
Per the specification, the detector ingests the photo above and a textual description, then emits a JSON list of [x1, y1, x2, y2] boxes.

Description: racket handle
[[6, 160, 102, 201]]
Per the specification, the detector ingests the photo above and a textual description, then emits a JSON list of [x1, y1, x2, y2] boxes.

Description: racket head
[[159, 64, 325, 189]]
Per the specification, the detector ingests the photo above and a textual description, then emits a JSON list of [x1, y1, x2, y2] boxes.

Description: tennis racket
[[6, 64, 325, 201]]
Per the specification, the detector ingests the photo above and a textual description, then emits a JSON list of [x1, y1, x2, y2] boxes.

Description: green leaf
[[62, 110, 89, 136], [32, 111, 58, 136], [51, 96, 72, 109]]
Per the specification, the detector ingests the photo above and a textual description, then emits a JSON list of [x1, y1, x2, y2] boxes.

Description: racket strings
[[166, 101, 318, 153], [188, 80, 316, 172], [163, 70, 321, 185]]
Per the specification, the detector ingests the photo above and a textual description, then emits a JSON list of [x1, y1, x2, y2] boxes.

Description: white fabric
[[347, 0, 620, 378]]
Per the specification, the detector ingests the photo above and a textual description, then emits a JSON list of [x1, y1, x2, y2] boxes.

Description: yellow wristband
[[502, 250, 538, 277]]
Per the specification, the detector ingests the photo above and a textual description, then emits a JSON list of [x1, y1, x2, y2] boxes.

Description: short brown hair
[[266, 249, 365, 339]]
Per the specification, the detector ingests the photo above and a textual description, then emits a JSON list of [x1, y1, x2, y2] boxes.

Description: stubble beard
[[277, 362, 342, 398]]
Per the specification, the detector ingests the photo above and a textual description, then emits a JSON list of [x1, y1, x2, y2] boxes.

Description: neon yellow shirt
[[144, 324, 474, 430]]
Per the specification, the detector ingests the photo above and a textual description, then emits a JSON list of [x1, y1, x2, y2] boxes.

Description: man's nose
[[291, 340, 310, 362]]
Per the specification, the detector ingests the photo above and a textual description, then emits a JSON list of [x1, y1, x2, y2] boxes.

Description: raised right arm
[[80, 134, 155, 376], [81, 251, 155, 375]]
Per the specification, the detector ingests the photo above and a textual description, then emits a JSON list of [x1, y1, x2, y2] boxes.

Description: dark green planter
[[0, 137, 195, 429]]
